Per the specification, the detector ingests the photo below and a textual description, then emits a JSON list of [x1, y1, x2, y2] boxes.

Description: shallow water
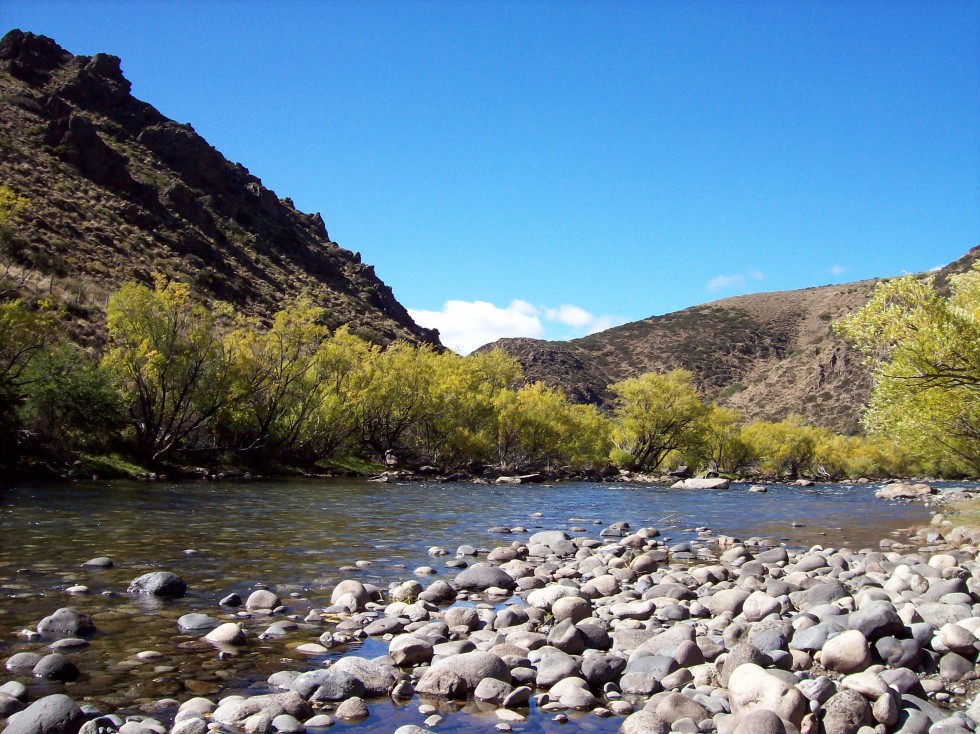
[[0, 478, 940, 730]]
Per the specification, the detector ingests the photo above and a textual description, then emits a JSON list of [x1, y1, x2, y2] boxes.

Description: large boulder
[[32, 654, 79, 681], [36, 608, 96, 638], [619, 711, 668, 734], [532, 647, 580, 688], [527, 531, 576, 556], [204, 623, 247, 646], [453, 563, 516, 591], [177, 614, 221, 632], [821, 630, 872, 674], [388, 635, 434, 667], [414, 668, 466, 699], [245, 589, 281, 611], [127, 572, 187, 597], [821, 689, 872, 734], [847, 604, 905, 640], [211, 692, 311, 728], [329, 656, 398, 697], [329, 580, 371, 610], [703, 589, 751, 616], [874, 483, 935, 500], [428, 651, 509, 690], [727, 663, 806, 728], [671, 477, 730, 490], [3, 694, 85, 734], [655, 692, 710, 725]]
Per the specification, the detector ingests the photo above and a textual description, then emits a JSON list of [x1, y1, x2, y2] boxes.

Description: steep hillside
[[0, 30, 439, 347], [481, 258, 976, 434]]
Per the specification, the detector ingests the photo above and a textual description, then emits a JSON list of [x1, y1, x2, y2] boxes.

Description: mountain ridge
[[0, 29, 439, 347], [478, 248, 979, 434]]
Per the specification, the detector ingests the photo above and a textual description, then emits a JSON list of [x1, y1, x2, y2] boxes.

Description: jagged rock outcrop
[[0, 29, 439, 347]]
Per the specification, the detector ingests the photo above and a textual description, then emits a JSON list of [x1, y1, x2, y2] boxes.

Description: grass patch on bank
[[316, 456, 386, 475], [77, 453, 149, 479], [944, 496, 980, 530]]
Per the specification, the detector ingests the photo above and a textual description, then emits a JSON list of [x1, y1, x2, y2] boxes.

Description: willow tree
[[222, 298, 335, 462], [494, 382, 610, 469], [835, 265, 980, 474], [103, 279, 230, 464], [739, 416, 818, 477], [414, 348, 522, 465], [609, 370, 709, 472], [348, 339, 439, 458]]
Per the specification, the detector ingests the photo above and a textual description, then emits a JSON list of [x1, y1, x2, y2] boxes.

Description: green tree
[[0, 299, 58, 462], [561, 403, 615, 470], [835, 266, 980, 474], [495, 383, 573, 468], [698, 405, 757, 474], [20, 343, 128, 451], [103, 279, 230, 464], [608, 370, 709, 472]]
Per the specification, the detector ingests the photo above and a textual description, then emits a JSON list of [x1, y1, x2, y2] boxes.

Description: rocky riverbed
[[4, 492, 980, 734]]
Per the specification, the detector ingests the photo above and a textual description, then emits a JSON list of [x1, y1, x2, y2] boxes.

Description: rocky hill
[[0, 30, 439, 347], [481, 248, 979, 434]]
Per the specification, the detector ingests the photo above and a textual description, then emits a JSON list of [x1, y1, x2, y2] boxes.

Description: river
[[0, 478, 938, 732]]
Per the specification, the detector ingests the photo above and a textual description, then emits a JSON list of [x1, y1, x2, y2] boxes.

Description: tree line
[[0, 275, 952, 479]]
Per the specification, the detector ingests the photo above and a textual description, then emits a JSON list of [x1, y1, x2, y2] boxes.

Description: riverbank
[[2, 480, 979, 734]]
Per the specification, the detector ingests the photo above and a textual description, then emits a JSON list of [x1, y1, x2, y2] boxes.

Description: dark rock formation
[[0, 29, 439, 348]]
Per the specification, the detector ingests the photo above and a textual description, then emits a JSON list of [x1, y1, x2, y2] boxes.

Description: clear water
[[0, 478, 937, 731]]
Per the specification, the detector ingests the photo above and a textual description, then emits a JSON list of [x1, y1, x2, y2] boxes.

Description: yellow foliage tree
[[103, 278, 231, 464], [836, 266, 980, 475], [609, 370, 709, 472]]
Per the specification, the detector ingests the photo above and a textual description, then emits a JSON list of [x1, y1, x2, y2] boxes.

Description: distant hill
[[480, 248, 979, 434], [0, 29, 439, 347]]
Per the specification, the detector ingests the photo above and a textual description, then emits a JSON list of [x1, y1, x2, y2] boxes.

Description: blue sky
[[5, 1, 979, 352]]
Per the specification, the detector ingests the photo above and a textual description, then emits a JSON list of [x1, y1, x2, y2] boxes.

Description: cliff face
[[480, 252, 978, 435], [0, 30, 440, 347]]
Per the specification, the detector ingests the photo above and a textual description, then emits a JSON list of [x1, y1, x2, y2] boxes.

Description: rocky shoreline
[[4, 500, 980, 734]]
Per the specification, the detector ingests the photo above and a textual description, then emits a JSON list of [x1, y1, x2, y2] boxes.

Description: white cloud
[[829, 264, 848, 277], [707, 270, 764, 293], [409, 299, 623, 354], [544, 304, 594, 329], [409, 300, 543, 354]]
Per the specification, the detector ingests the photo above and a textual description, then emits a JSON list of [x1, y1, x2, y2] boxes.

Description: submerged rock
[[36, 608, 96, 638], [127, 572, 187, 597]]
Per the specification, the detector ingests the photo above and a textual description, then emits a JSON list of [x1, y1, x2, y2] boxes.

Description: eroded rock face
[[0, 28, 441, 349]]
